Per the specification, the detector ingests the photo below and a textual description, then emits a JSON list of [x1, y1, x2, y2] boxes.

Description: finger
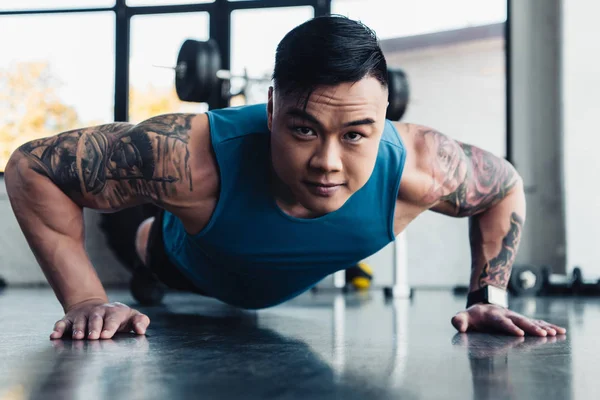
[[50, 319, 71, 340], [129, 313, 150, 335], [536, 320, 567, 336], [538, 323, 557, 336], [87, 308, 106, 340], [451, 312, 469, 333], [543, 326, 557, 336], [118, 311, 150, 334], [72, 314, 88, 340], [100, 315, 124, 339], [509, 315, 546, 336], [494, 317, 525, 336], [545, 323, 567, 335]]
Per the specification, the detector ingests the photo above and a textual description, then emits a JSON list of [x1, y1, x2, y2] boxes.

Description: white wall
[[562, 0, 600, 278], [365, 38, 506, 288], [562, 3, 600, 398]]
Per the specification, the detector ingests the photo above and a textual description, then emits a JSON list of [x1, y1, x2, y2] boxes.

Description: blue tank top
[[162, 104, 407, 309]]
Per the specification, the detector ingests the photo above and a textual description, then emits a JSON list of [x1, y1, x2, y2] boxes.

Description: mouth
[[303, 181, 344, 197]]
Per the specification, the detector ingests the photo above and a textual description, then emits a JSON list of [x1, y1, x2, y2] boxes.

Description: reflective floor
[[0, 287, 593, 400]]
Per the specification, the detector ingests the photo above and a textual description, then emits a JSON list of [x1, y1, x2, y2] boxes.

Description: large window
[[0, 12, 115, 172], [129, 12, 210, 124], [230, 6, 314, 105]]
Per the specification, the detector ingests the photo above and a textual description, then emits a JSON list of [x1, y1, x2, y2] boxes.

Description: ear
[[267, 86, 274, 131]]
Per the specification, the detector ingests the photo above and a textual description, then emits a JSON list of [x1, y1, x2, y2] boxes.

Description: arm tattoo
[[419, 128, 519, 217], [472, 212, 524, 288], [17, 114, 195, 209]]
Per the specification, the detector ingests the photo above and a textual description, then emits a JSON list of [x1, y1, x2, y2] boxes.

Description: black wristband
[[466, 285, 508, 308], [466, 287, 487, 308]]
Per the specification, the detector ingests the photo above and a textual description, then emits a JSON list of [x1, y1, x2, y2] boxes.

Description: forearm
[[468, 179, 526, 291], [5, 155, 108, 310]]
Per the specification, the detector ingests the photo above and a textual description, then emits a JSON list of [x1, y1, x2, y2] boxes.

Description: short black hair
[[272, 15, 388, 106]]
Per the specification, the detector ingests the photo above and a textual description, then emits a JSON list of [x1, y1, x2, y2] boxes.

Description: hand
[[50, 299, 150, 340], [451, 303, 567, 337]]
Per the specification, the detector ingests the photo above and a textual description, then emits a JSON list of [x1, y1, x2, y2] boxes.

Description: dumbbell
[[508, 265, 546, 296]]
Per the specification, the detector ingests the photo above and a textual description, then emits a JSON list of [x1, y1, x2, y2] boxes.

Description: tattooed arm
[[4, 114, 217, 310], [398, 124, 525, 292], [399, 124, 565, 336], [421, 126, 524, 292]]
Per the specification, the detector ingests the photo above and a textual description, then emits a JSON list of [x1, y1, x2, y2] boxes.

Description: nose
[[309, 140, 343, 173]]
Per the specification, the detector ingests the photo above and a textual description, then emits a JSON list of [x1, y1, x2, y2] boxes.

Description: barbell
[[173, 39, 410, 121]]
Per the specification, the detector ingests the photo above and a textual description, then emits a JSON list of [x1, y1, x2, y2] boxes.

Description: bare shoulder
[[134, 113, 220, 221], [391, 122, 455, 207], [135, 112, 219, 204], [15, 112, 219, 232]]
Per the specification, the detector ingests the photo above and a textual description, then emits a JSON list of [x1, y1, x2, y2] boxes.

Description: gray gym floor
[[0, 287, 588, 400]]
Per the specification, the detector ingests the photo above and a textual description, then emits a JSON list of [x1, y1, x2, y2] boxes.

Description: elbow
[[506, 162, 525, 195], [4, 149, 39, 198], [512, 171, 525, 198], [4, 150, 24, 191], [504, 169, 527, 219], [512, 173, 525, 195]]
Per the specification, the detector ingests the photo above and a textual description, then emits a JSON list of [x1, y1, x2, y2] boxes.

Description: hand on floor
[[451, 303, 566, 336], [50, 299, 150, 340]]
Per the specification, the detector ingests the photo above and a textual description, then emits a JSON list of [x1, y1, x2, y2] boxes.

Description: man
[[5, 16, 565, 341]]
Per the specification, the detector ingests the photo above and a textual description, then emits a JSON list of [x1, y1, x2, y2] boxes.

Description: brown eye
[[344, 132, 363, 142], [293, 127, 315, 136]]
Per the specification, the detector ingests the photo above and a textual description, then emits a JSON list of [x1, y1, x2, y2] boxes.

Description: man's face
[[268, 77, 389, 218]]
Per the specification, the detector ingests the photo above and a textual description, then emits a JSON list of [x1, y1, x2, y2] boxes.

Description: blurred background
[[0, 0, 596, 298]]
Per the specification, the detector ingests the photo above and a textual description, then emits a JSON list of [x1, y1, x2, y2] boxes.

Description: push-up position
[[5, 16, 565, 340]]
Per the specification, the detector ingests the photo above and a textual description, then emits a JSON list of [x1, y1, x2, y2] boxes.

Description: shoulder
[[391, 122, 462, 170], [391, 122, 466, 207], [137, 113, 220, 230], [136, 112, 217, 186], [205, 104, 270, 145]]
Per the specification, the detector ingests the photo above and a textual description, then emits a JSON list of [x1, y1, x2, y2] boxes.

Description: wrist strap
[[466, 285, 508, 308], [466, 287, 487, 308]]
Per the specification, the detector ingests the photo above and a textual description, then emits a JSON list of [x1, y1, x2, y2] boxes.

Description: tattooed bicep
[[411, 125, 521, 217], [17, 114, 198, 211]]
